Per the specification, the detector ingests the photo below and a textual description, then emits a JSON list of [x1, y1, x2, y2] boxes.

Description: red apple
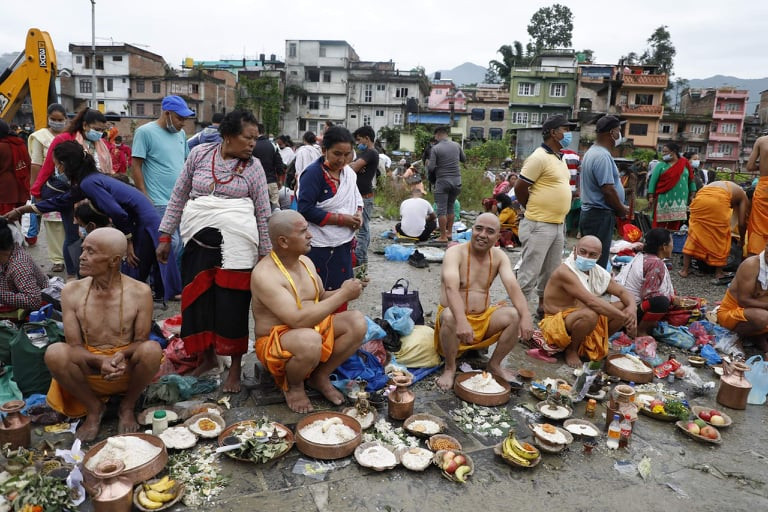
[[444, 459, 459, 474], [698, 410, 712, 422], [700, 426, 718, 440], [710, 409, 721, 417], [453, 454, 467, 466], [442, 451, 456, 464], [686, 422, 700, 435]]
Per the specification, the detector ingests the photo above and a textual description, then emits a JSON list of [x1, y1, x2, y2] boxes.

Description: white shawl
[[563, 253, 613, 296], [179, 195, 259, 269], [617, 253, 674, 302], [307, 165, 363, 248]]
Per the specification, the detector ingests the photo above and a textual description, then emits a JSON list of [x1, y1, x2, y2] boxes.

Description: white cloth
[[399, 197, 433, 237], [617, 253, 674, 302], [563, 253, 613, 296], [759, 251, 768, 290], [294, 144, 322, 180], [308, 165, 363, 248], [279, 146, 295, 166], [179, 195, 259, 269]]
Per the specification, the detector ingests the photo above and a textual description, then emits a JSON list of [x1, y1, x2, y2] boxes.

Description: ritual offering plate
[[636, 394, 687, 422], [182, 403, 224, 420], [691, 406, 733, 428], [342, 406, 376, 430], [432, 450, 474, 483], [529, 378, 570, 401], [427, 434, 462, 452], [295, 412, 362, 460], [138, 406, 181, 426], [217, 419, 293, 463], [184, 412, 225, 438], [454, 371, 511, 406], [535, 401, 573, 421], [354, 441, 400, 471], [605, 354, 654, 384], [528, 423, 573, 453], [403, 413, 446, 437], [493, 442, 541, 469], [517, 369, 535, 381], [397, 446, 434, 471], [158, 426, 198, 450], [562, 419, 600, 438], [688, 356, 707, 368], [134, 476, 185, 512], [82, 434, 167, 493], [676, 420, 722, 445]]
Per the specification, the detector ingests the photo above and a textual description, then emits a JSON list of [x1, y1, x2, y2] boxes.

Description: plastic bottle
[[451, 224, 459, 241], [606, 414, 621, 449], [628, 382, 636, 403], [585, 399, 597, 418], [619, 414, 633, 448], [152, 410, 168, 435]]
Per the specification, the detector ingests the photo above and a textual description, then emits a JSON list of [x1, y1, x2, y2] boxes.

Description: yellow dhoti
[[434, 304, 502, 357], [716, 289, 768, 334], [683, 186, 732, 267], [749, 176, 768, 255], [538, 308, 610, 361]]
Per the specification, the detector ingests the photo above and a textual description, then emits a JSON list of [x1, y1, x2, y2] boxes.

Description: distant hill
[[681, 75, 767, 114], [431, 62, 487, 86]]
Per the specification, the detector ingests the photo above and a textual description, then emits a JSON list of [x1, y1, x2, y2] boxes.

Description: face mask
[[575, 255, 598, 272], [79, 227, 88, 239], [497, 202, 503, 211], [85, 129, 102, 142], [613, 133, 624, 147], [165, 113, 179, 133], [357, 143, 367, 151], [49, 119, 66, 132], [560, 132, 572, 147], [691, 160, 700, 168], [662, 154, 672, 162]]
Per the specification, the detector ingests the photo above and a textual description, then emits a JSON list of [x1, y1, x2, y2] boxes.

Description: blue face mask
[[357, 143, 367, 151], [691, 159, 700, 168], [575, 255, 598, 272], [662, 154, 672, 162], [85, 129, 102, 142], [560, 132, 572, 147]]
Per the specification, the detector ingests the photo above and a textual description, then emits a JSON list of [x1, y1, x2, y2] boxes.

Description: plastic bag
[[634, 336, 657, 359], [699, 344, 722, 365], [714, 332, 743, 358], [745, 355, 768, 405], [384, 244, 415, 261], [0, 366, 22, 404], [383, 306, 415, 337], [363, 316, 387, 344], [651, 322, 696, 350]]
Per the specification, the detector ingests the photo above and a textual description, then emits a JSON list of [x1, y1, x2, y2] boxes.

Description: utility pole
[[90, 0, 96, 108]]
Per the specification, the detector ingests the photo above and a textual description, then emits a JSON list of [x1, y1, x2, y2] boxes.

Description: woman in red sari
[[646, 143, 696, 230]]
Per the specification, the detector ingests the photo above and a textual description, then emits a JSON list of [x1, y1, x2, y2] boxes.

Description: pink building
[[427, 79, 467, 112]]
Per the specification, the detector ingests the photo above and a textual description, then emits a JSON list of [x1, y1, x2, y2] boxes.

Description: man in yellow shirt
[[513, 115, 575, 318]]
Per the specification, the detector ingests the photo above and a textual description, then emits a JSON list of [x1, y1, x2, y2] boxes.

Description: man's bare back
[[747, 135, 768, 175], [542, 265, 585, 314]]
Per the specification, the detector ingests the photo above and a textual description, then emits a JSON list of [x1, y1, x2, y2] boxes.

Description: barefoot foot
[[222, 369, 242, 393], [307, 375, 345, 406], [284, 386, 314, 413], [118, 405, 139, 434], [564, 350, 582, 368], [76, 404, 106, 442], [487, 365, 518, 383], [677, 270, 689, 278], [435, 368, 456, 391]]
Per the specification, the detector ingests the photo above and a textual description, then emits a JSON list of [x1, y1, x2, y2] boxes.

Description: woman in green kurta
[[647, 143, 696, 230]]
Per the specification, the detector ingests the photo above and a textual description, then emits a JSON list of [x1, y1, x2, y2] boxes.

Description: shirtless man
[[44, 228, 162, 441], [251, 210, 367, 413], [716, 243, 768, 357], [746, 135, 768, 255], [540, 236, 636, 367], [434, 213, 534, 391]]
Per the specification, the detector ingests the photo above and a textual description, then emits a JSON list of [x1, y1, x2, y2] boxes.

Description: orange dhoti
[[716, 289, 768, 334], [433, 304, 502, 357], [255, 316, 335, 391], [748, 176, 768, 255], [683, 186, 732, 267], [46, 345, 132, 418], [538, 307, 610, 361]]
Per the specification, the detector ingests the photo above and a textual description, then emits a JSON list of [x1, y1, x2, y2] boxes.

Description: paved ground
[[24, 213, 768, 512]]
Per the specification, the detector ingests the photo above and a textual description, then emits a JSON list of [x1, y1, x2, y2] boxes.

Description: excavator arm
[[0, 28, 58, 129]]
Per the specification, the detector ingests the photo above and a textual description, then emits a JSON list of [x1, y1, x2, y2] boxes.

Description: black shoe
[[408, 250, 429, 268]]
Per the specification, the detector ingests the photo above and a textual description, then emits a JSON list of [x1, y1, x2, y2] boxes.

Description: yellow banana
[[146, 489, 176, 503], [454, 464, 471, 482], [149, 476, 175, 492], [138, 490, 164, 510], [511, 438, 539, 461]]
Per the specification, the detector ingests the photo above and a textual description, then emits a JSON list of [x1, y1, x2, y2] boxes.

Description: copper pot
[[91, 460, 133, 512], [717, 360, 752, 410], [0, 400, 31, 449], [388, 375, 415, 420]]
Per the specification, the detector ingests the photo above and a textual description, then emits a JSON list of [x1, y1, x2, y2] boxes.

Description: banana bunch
[[137, 476, 178, 509], [501, 430, 539, 466]]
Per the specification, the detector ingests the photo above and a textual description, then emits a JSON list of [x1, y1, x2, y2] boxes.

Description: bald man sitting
[[539, 235, 637, 367], [45, 227, 162, 441], [435, 213, 534, 391], [251, 210, 367, 413]]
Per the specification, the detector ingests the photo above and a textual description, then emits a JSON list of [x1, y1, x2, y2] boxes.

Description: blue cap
[[161, 95, 195, 117]]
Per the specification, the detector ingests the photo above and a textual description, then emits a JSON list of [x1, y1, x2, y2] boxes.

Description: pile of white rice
[[300, 420, 357, 445], [460, 373, 506, 394], [408, 419, 441, 435], [356, 445, 397, 468], [85, 436, 162, 471]]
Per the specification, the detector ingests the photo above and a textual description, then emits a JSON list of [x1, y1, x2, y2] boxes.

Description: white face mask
[[613, 133, 624, 147]]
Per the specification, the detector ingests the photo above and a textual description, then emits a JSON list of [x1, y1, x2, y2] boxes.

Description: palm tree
[[489, 42, 525, 86]]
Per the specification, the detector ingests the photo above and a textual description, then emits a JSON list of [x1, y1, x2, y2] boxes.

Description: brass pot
[[91, 460, 133, 512], [0, 400, 30, 449], [716, 360, 752, 410], [388, 376, 415, 420]]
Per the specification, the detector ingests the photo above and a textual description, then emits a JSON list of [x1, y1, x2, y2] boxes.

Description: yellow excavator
[[0, 28, 58, 129]]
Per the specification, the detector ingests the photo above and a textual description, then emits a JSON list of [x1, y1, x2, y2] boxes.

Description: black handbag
[[381, 278, 424, 325]]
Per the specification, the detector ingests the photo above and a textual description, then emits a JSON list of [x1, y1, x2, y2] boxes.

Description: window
[[469, 127, 484, 140], [298, 118, 306, 131], [540, 113, 549, 123], [628, 123, 648, 136], [308, 95, 319, 110], [690, 124, 705, 134], [322, 70, 331, 82], [661, 123, 672, 134], [512, 112, 529, 124], [96, 78, 104, 93], [136, 103, 145, 116], [136, 80, 145, 93], [76, 55, 83, 64], [517, 82, 538, 96], [720, 143, 734, 156], [319, 46, 326, 57], [364, 84, 373, 103], [375, 109, 384, 117], [152, 81, 161, 94], [724, 102, 740, 112], [112, 55, 122, 62], [549, 83, 567, 97], [322, 96, 330, 109], [395, 87, 409, 98], [191, 84, 199, 94], [490, 109, 505, 121], [363, 114, 371, 126], [376, 84, 385, 91], [720, 122, 737, 133], [685, 146, 700, 154], [530, 112, 540, 123], [489, 128, 503, 140], [305, 69, 320, 82], [300, 95, 307, 106], [79, 80, 92, 93], [84, 56, 91, 69], [289, 43, 297, 57], [106, 78, 113, 92], [152, 103, 161, 116], [95, 56, 104, 70], [393, 113, 402, 125], [634, 94, 653, 105], [470, 108, 485, 121]]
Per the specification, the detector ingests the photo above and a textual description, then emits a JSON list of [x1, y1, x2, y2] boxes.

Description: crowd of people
[[2, 98, 768, 442]]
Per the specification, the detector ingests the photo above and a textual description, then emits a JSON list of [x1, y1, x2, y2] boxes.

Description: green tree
[[577, 49, 595, 63], [640, 25, 676, 75], [489, 41, 525, 85], [377, 126, 401, 150], [484, 67, 500, 84], [237, 76, 282, 134], [527, 4, 574, 52]]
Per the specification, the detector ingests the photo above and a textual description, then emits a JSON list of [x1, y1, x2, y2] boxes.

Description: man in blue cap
[[132, 95, 194, 270]]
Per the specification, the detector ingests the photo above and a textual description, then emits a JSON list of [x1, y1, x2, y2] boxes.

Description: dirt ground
[[23, 210, 768, 512]]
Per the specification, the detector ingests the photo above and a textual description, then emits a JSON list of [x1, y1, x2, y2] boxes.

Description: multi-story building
[[757, 89, 768, 128], [508, 49, 577, 129], [681, 87, 749, 171], [615, 66, 667, 150], [655, 111, 711, 157], [165, 69, 236, 125], [282, 40, 359, 138], [741, 113, 761, 169], [463, 84, 510, 142]]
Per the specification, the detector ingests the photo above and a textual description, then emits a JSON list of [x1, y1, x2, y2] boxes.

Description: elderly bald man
[[45, 227, 162, 441], [539, 235, 637, 367]]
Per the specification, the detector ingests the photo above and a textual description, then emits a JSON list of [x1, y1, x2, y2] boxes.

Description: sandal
[[526, 348, 558, 363]]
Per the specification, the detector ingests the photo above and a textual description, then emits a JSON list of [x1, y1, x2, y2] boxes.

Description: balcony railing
[[618, 104, 663, 116], [620, 74, 668, 88]]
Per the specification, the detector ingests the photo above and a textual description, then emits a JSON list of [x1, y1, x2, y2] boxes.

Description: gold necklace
[[82, 274, 124, 346]]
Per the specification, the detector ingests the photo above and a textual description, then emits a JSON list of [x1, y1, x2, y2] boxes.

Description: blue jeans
[[26, 211, 40, 238], [154, 204, 183, 270], [355, 196, 374, 265], [40, 184, 80, 276]]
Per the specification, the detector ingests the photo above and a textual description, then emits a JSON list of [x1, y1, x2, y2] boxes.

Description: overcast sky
[[3, 0, 766, 80]]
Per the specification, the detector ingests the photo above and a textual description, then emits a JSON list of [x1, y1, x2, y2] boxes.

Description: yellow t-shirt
[[519, 146, 571, 223]]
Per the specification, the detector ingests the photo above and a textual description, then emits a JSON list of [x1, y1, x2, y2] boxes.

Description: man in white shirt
[[396, 188, 436, 241]]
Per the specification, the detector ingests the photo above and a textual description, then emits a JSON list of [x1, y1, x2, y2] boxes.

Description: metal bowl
[[82, 434, 167, 493], [453, 371, 511, 406], [294, 412, 362, 460]]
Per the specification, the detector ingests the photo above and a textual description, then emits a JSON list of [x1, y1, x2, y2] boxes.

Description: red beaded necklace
[[210, 148, 248, 191]]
